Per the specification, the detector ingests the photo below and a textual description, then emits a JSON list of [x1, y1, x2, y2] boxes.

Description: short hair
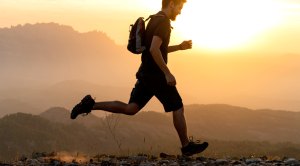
[[162, 0, 187, 8]]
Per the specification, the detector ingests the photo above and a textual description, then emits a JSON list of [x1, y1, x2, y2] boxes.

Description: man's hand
[[165, 72, 176, 86], [179, 40, 192, 50]]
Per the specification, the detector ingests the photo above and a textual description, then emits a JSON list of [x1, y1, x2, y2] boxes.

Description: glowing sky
[[1, 0, 300, 52], [1, 0, 300, 112]]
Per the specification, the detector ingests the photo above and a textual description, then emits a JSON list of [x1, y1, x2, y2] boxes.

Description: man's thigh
[[128, 80, 153, 110], [154, 83, 183, 113]]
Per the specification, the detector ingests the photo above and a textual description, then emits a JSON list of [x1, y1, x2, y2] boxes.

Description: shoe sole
[[182, 142, 209, 156], [70, 95, 95, 120]]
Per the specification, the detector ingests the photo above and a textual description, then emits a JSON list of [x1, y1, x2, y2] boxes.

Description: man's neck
[[161, 9, 171, 20]]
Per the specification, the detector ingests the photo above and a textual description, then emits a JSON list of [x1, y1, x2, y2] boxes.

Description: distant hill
[[0, 23, 139, 89], [0, 22, 300, 160], [40, 107, 101, 127], [0, 79, 166, 116], [1, 104, 300, 161], [39, 80, 135, 114], [38, 104, 300, 144], [0, 99, 40, 117], [0, 113, 106, 161], [184, 104, 300, 143], [0, 23, 164, 115], [1, 22, 300, 113], [0, 111, 178, 161]]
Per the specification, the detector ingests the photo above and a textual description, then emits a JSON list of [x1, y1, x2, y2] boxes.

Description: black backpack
[[127, 14, 164, 54]]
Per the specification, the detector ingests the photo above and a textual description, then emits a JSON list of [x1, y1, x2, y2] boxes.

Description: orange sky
[[1, 0, 300, 53], [1, 0, 300, 112]]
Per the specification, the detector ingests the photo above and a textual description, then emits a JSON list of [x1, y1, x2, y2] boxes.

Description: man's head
[[162, 0, 186, 21]]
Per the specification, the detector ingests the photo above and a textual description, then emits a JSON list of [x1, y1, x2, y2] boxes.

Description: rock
[[6, 153, 300, 166], [169, 161, 179, 166], [110, 157, 119, 165], [140, 161, 157, 166], [267, 160, 284, 166], [284, 158, 300, 165], [67, 163, 79, 166], [50, 159, 62, 166], [25, 159, 41, 166], [129, 155, 148, 164], [100, 160, 111, 166], [36, 157, 45, 163], [159, 159, 170, 165], [119, 160, 129, 165], [159, 152, 176, 159], [233, 164, 246, 166], [247, 164, 259, 166], [178, 162, 188, 166], [196, 156, 207, 162], [230, 160, 242, 165], [216, 159, 229, 165], [245, 158, 262, 164], [191, 161, 204, 166], [13, 161, 24, 166]]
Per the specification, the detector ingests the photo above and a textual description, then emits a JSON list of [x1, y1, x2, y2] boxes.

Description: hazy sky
[[1, 0, 300, 53], [1, 0, 300, 112]]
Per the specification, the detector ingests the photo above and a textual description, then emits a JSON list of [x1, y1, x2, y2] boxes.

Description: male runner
[[71, 0, 208, 156]]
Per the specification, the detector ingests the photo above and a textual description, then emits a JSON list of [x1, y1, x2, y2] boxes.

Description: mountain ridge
[[1, 22, 300, 112], [1, 104, 300, 161], [0, 22, 139, 89]]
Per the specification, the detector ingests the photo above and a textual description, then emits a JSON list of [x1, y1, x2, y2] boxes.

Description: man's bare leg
[[173, 107, 190, 147], [94, 102, 190, 146], [93, 101, 140, 116]]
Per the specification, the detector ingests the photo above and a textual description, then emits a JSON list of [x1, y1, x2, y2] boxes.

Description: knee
[[172, 107, 185, 118], [125, 104, 140, 116], [173, 107, 184, 114], [126, 108, 139, 115]]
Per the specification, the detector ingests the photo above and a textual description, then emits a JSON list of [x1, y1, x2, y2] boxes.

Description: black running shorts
[[128, 78, 183, 112]]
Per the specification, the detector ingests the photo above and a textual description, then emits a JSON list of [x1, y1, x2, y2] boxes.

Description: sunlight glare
[[172, 0, 284, 50]]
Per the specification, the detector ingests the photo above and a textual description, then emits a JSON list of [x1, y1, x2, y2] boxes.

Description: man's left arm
[[168, 40, 192, 53]]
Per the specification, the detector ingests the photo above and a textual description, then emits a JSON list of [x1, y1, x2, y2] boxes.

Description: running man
[[71, 0, 208, 156]]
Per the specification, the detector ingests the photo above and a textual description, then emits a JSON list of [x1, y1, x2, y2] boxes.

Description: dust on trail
[[47, 151, 89, 163]]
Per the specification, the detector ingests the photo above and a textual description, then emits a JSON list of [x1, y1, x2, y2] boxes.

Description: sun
[[172, 0, 284, 50]]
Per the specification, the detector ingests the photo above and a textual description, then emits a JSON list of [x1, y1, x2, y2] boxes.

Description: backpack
[[127, 16, 151, 54], [127, 14, 165, 54]]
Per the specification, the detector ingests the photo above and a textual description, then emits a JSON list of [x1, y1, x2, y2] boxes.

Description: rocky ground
[[1, 152, 300, 166]]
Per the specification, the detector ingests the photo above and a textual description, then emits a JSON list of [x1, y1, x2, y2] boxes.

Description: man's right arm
[[150, 36, 176, 86]]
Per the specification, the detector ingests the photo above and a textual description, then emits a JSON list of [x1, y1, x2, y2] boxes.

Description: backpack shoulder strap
[[145, 14, 166, 22]]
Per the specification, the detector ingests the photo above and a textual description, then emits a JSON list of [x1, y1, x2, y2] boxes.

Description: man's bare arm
[[168, 40, 193, 53], [168, 45, 181, 53], [150, 36, 176, 86]]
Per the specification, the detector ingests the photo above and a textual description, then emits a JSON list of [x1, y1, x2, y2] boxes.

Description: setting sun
[[0, 0, 300, 162], [172, 0, 284, 50]]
